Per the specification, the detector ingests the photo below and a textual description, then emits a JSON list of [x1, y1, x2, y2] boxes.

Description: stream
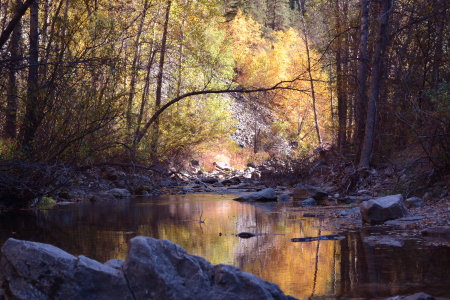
[[0, 194, 449, 299]]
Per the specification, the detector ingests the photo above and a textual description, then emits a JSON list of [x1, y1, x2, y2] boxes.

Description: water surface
[[0, 194, 449, 299]]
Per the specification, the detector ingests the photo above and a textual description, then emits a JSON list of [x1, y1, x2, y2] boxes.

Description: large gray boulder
[[0, 239, 133, 300], [359, 194, 408, 224], [124, 236, 294, 300], [234, 188, 278, 202], [1, 237, 296, 300]]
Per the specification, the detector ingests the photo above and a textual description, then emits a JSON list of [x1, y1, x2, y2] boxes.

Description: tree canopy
[[0, 0, 448, 174]]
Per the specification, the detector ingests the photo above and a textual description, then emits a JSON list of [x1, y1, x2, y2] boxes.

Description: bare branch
[[133, 78, 310, 146]]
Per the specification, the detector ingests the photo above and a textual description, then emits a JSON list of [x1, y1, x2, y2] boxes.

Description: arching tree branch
[[133, 78, 309, 146]]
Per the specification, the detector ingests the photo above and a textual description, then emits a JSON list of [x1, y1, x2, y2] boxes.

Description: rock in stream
[[0, 237, 297, 300]]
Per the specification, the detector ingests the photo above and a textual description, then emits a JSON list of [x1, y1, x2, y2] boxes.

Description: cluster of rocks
[[37, 159, 266, 205], [0, 237, 297, 300], [46, 165, 162, 204], [199, 177, 436, 227], [45, 157, 447, 233], [40, 156, 449, 236]]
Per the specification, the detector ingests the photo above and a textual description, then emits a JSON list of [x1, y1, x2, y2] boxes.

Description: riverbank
[[1, 150, 449, 248]]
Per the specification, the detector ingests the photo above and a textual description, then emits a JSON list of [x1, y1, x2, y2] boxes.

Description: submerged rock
[[0, 237, 297, 300]]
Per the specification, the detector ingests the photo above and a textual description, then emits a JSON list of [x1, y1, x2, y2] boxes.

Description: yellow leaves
[[226, 12, 332, 147], [226, 10, 266, 78], [227, 14, 305, 88]]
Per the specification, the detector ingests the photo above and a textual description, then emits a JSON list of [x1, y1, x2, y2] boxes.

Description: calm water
[[0, 194, 449, 299]]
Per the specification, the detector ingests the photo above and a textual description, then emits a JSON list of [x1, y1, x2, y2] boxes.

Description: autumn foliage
[[0, 0, 449, 174], [227, 11, 332, 148]]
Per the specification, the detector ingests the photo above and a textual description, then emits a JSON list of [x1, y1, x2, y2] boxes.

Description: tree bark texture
[[126, 0, 149, 132], [336, 0, 348, 153], [297, 0, 322, 146], [355, 0, 370, 157], [358, 0, 393, 169], [143, 0, 172, 156], [19, 0, 40, 152], [4, 0, 23, 139]]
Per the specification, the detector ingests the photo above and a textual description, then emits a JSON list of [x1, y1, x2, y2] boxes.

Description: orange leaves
[[226, 12, 332, 146]]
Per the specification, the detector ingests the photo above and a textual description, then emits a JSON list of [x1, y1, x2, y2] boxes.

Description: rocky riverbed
[[1, 159, 449, 300], [22, 157, 449, 249]]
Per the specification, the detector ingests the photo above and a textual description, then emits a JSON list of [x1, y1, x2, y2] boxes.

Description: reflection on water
[[0, 194, 449, 299]]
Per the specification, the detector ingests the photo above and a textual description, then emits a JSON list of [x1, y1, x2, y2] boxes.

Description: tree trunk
[[0, 0, 35, 50], [19, 0, 40, 152], [358, 0, 393, 169], [335, 0, 348, 153], [355, 0, 369, 158], [4, 0, 23, 140], [297, 0, 322, 146], [431, 0, 446, 88], [135, 48, 157, 143], [126, 0, 149, 132], [142, 0, 172, 156]]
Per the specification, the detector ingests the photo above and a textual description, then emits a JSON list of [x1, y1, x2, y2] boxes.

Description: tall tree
[[296, 0, 322, 145], [19, 0, 39, 152], [335, 0, 349, 153], [354, 0, 369, 155], [126, 0, 150, 132], [4, 0, 23, 139], [358, 0, 393, 169], [148, 0, 172, 155]]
